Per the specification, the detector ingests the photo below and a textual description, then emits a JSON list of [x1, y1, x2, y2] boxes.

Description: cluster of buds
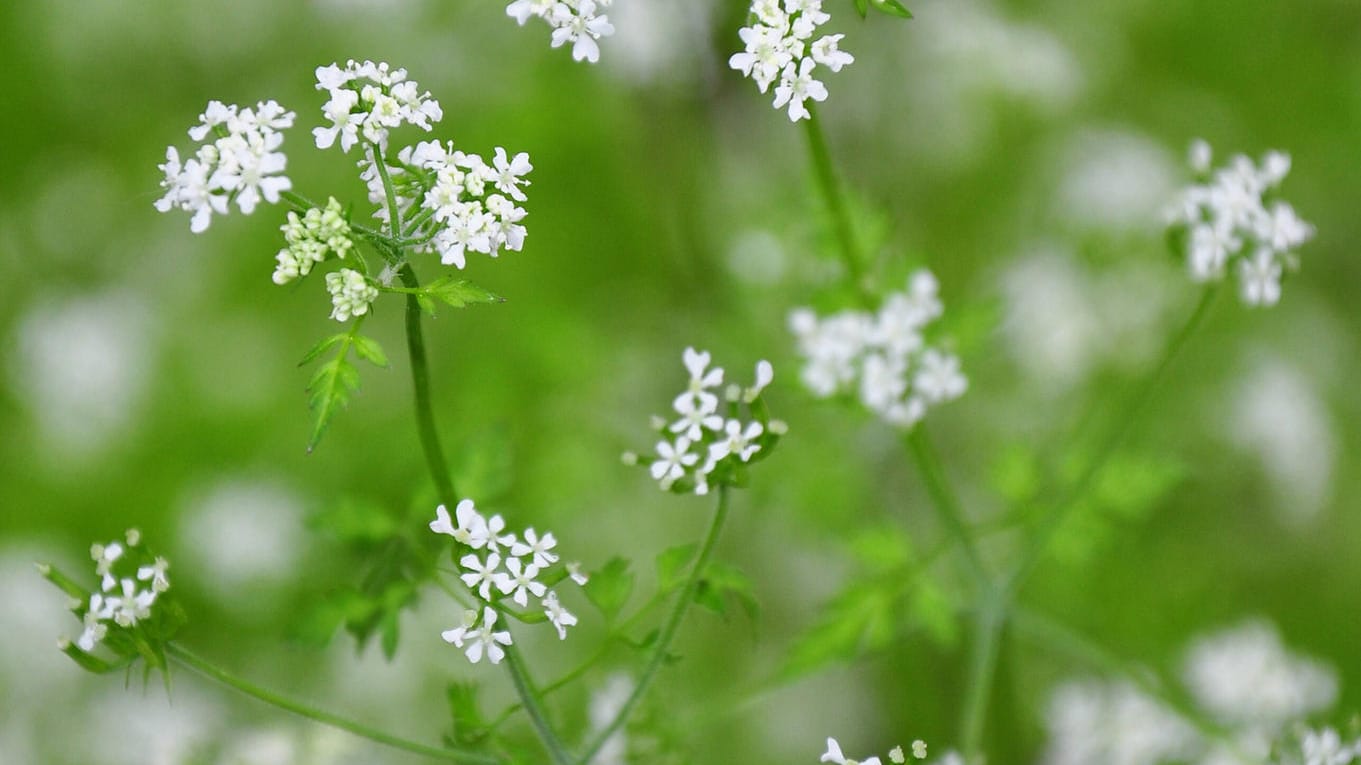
[[625, 348, 785, 496], [272, 197, 355, 285], [431, 499, 588, 664], [790, 270, 967, 429]]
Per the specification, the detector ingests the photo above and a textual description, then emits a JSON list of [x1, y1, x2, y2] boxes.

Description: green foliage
[[781, 581, 899, 680], [293, 495, 440, 659], [870, 0, 912, 18], [853, 0, 869, 18], [445, 682, 492, 747], [415, 276, 504, 316], [584, 557, 634, 621], [352, 335, 389, 368], [1051, 450, 1188, 567], [694, 561, 758, 622], [655, 543, 698, 592]]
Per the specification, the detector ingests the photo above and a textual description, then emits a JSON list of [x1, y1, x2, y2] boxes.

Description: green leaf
[[451, 426, 514, 502], [853, 0, 869, 18], [655, 543, 698, 592], [695, 561, 758, 622], [584, 557, 634, 621], [416, 293, 437, 317], [446, 683, 489, 746], [306, 352, 361, 452], [870, 0, 912, 18], [298, 334, 347, 366], [780, 584, 897, 680], [310, 498, 400, 545], [846, 524, 913, 574], [424, 276, 504, 310], [353, 335, 389, 368], [906, 578, 959, 648]]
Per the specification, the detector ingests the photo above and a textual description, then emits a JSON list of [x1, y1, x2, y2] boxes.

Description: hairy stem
[[501, 642, 575, 765], [1007, 285, 1220, 594], [906, 426, 990, 586], [576, 485, 733, 765], [802, 105, 870, 303], [166, 643, 499, 764]]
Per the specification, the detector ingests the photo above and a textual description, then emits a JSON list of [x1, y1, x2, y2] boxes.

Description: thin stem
[[399, 265, 459, 508], [576, 485, 733, 765], [166, 643, 499, 764], [905, 426, 990, 587], [959, 593, 1006, 762], [802, 104, 871, 304], [371, 142, 405, 236], [501, 642, 575, 765], [1007, 285, 1220, 594]]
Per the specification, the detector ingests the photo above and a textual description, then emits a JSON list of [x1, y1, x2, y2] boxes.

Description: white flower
[[440, 608, 478, 647], [90, 542, 124, 592], [491, 148, 533, 201], [542, 591, 578, 640], [311, 60, 440, 152], [155, 99, 294, 232], [1237, 248, 1282, 307], [1166, 142, 1312, 306], [136, 557, 171, 594], [913, 350, 968, 404], [459, 552, 506, 600], [512, 0, 615, 63], [650, 437, 698, 488], [772, 58, 828, 122], [76, 595, 110, 652], [566, 561, 590, 586], [463, 607, 513, 664], [822, 737, 882, 765], [510, 528, 559, 568], [497, 557, 546, 607], [708, 420, 764, 465], [1301, 727, 1357, 765], [731, 0, 849, 120], [108, 577, 157, 628], [744, 360, 775, 402], [325, 269, 378, 322], [670, 392, 724, 441]]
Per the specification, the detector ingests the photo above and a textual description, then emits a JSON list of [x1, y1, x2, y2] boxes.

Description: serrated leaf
[[353, 335, 389, 368], [306, 353, 361, 452], [299, 334, 347, 366], [425, 276, 503, 310], [853, 0, 869, 17], [780, 584, 897, 680], [585, 557, 634, 621], [695, 561, 758, 622], [870, 0, 912, 17], [656, 543, 698, 592]]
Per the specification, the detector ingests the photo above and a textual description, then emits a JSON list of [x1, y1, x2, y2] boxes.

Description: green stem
[[802, 104, 870, 303], [166, 643, 499, 764], [1007, 285, 1220, 594], [399, 265, 459, 509], [371, 142, 405, 235], [906, 426, 990, 586], [959, 592, 1006, 761], [576, 485, 733, 765], [501, 642, 575, 765]]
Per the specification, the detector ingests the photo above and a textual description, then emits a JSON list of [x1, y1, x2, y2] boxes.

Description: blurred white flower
[[1042, 680, 1200, 765], [603, 0, 716, 87], [177, 479, 306, 610], [1055, 129, 1178, 234], [1227, 358, 1335, 526], [12, 291, 154, 461], [588, 673, 634, 765], [508, 0, 615, 63], [1183, 620, 1336, 734], [79, 683, 221, 765]]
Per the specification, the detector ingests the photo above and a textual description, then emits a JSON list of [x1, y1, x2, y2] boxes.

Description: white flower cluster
[[395, 141, 533, 269], [1042, 620, 1342, 765], [631, 348, 783, 495], [431, 499, 587, 664], [1292, 727, 1361, 765], [312, 60, 443, 153], [70, 530, 171, 653], [156, 100, 295, 233], [325, 268, 379, 322], [272, 197, 354, 285], [821, 736, 930, 765], [729, 0, 855, 121], [506, 0, 616, 64], [790, 271, 967, 430], [1165, 140, 1314, 307]]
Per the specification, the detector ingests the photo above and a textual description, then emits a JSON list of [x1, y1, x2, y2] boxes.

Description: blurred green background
[[2, 0, 1359, 763]]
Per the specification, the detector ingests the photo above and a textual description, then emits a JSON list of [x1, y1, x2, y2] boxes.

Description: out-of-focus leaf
[[906, 577, 959, 648], [847, 524, 913, 573], [452, 426, 514, 503], [585, 557, 634, 621], [780, 583, 897, 680], [310, 497, 399, 545], [695, 561, 758, 622], [446, 682, 489, 746], [656, 543, 698, 592]]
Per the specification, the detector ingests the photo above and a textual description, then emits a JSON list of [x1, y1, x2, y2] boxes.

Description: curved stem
[[166, 643, 499, 764], [576, 485, 733, 765], [1007, 285, 1220, 594], [959, 592, 1006, 761], [802, 105, 871, 304], [501, 642, 574, 765], [906, 426, 990, 587], [399, 265, 460, 508]]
